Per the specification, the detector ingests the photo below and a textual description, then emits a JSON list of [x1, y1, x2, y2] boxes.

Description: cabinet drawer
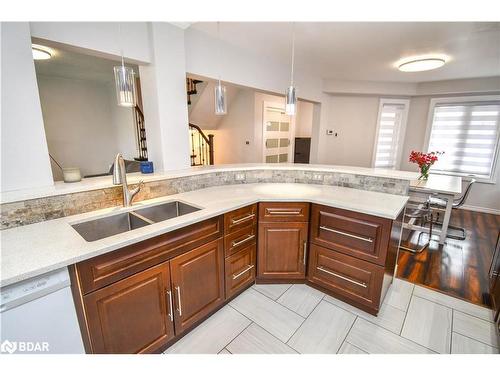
[[259, 202, 310, 222], [224, 224, 257, 257], [224, 204, 257, 234], [76, 216, 224, 294], [225, 244, 256, 299], [310, 204, 391, 266], [307, 244, 383, 311]]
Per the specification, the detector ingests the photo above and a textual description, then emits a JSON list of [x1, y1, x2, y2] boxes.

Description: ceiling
[[33, 42, 138, 83], [190, 22, 500, 83]]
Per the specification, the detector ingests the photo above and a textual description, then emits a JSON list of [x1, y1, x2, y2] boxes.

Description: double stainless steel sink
[[71, 201, 200, 242]]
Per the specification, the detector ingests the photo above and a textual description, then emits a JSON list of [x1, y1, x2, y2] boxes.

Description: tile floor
[[164, 278, 499, 354]]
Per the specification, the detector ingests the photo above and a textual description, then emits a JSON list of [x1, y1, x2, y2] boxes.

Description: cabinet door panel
[[257, 222, 308, 279], [84, 262, 174, 354], [225, 244, 256, 299], [310, 204, 390, 266], [307, 244, 383, 313], [170, 239, 225, 334]]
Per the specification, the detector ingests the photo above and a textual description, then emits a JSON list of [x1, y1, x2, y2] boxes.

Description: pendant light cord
[[118, 23, 125, 69], [217, 21, 222, 85], [290, 22, 295, 86]]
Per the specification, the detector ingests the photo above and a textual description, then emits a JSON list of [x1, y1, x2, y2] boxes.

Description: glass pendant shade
[[285, 85, 297, 115], [214, 81, 227, 115], [113, 66, 136, 107]]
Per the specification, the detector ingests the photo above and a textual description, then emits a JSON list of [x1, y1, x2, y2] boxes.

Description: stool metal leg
[[399, 214, 434, 254]]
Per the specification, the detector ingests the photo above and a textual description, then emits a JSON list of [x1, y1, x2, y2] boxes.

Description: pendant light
[[214, 22, 227, 115], [285, 23, 297, 116], [114, 23, 136, 107]]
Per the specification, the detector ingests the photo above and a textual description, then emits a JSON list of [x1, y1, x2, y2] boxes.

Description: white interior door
[[262, 102, 293, 163]]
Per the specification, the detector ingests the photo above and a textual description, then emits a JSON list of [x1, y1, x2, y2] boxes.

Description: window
[[372, 99, 410, 169], [425, 96, 500, 181]]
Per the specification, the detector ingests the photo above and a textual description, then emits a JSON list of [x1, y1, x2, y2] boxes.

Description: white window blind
[[373, 102, 408, 169], [427, 101, 500, 179]]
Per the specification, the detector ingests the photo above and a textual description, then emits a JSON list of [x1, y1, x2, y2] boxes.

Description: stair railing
[[189, 123, 214, 166]]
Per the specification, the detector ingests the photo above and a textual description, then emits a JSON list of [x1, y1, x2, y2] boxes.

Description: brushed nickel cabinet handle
[[319, 226, 373, 243], [232, 234, 255, 247], [268, 209, 302, 215], [303, 241, 307, 265], [231, 213, 255, 225], [175, 286, 182, 316], [166, 290, 174, 322], [317, 266, 367, 288], [232, 265, 254, 280]]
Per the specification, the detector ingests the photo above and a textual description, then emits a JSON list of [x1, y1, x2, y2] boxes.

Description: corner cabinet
[[257, 203, 310, 281]]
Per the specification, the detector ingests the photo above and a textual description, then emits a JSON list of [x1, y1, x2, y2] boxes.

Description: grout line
[[399, 294, 413, 336], [221, 317, 254, 353], [412, 289, 494, 322], [356, 316, 439, 354], [451, 332, 500, 353], [228, 298, 302, 350], [450, 309, 454, 354], [252, 283, 293, 301], [341, 340, 369, 354], [250, 285, 308, 319], [336, 316, 358, 354], [285, 296, 327, 347]]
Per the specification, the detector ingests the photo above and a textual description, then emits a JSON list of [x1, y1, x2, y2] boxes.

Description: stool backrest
[[454, 179, 476, 207]]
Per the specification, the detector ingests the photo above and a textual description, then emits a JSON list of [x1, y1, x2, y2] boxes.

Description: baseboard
[[459, 204, 500, 215]]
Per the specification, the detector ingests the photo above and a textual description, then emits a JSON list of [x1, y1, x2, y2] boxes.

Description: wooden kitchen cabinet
[[225, 244, 256, 299], [83, 262, 174, 354], [170, 238, 225, 334], [257, 222, 308, 280]]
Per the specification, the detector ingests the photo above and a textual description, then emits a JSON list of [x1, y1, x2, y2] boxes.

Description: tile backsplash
[[0, 169, 409, 230]]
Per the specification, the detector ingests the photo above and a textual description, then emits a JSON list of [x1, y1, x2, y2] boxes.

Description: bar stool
[[428, 179, 475, 241], [400, 201, 434, 254]]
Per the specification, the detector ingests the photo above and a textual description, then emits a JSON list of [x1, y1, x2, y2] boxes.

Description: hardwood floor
[[397, 209, 500, 307]]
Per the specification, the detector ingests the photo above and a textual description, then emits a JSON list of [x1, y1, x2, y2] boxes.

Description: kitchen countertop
[[410, 174, 462, 196], [0, 183, 408, 287], [0, 163, 419, 204]]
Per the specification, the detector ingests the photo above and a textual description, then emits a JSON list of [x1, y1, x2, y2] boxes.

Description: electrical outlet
[[235, 173, 245, 181], [312, 173, 323, 181]]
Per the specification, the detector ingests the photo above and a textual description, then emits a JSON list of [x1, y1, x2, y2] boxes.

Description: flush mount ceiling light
[[32, 44, 52, 60], [397, 55, 448, 72]]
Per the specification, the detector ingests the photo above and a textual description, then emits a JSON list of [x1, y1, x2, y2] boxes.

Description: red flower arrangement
[[409, 150, 444, 180]]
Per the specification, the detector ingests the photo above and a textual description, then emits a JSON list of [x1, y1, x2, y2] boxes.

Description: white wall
[[36, 75, 137, 180], [140, 23, 190, 172], [30, 22, 151, 64], [1, 22, 54, 191], [317, 95, 380, 167], [295, 101, 314, 138], [210, 90, 256, 164]]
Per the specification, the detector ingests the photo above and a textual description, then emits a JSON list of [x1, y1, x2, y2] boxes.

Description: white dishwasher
[[0, 267, 85, 354]]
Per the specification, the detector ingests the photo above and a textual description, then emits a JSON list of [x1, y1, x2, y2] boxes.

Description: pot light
[[397, 55, 447, 72], [32, 44, 52, 60]]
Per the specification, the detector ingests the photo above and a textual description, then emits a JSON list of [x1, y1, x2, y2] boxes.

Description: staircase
[[189, 123, 214, 166], [186, 78, 214, 166]]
